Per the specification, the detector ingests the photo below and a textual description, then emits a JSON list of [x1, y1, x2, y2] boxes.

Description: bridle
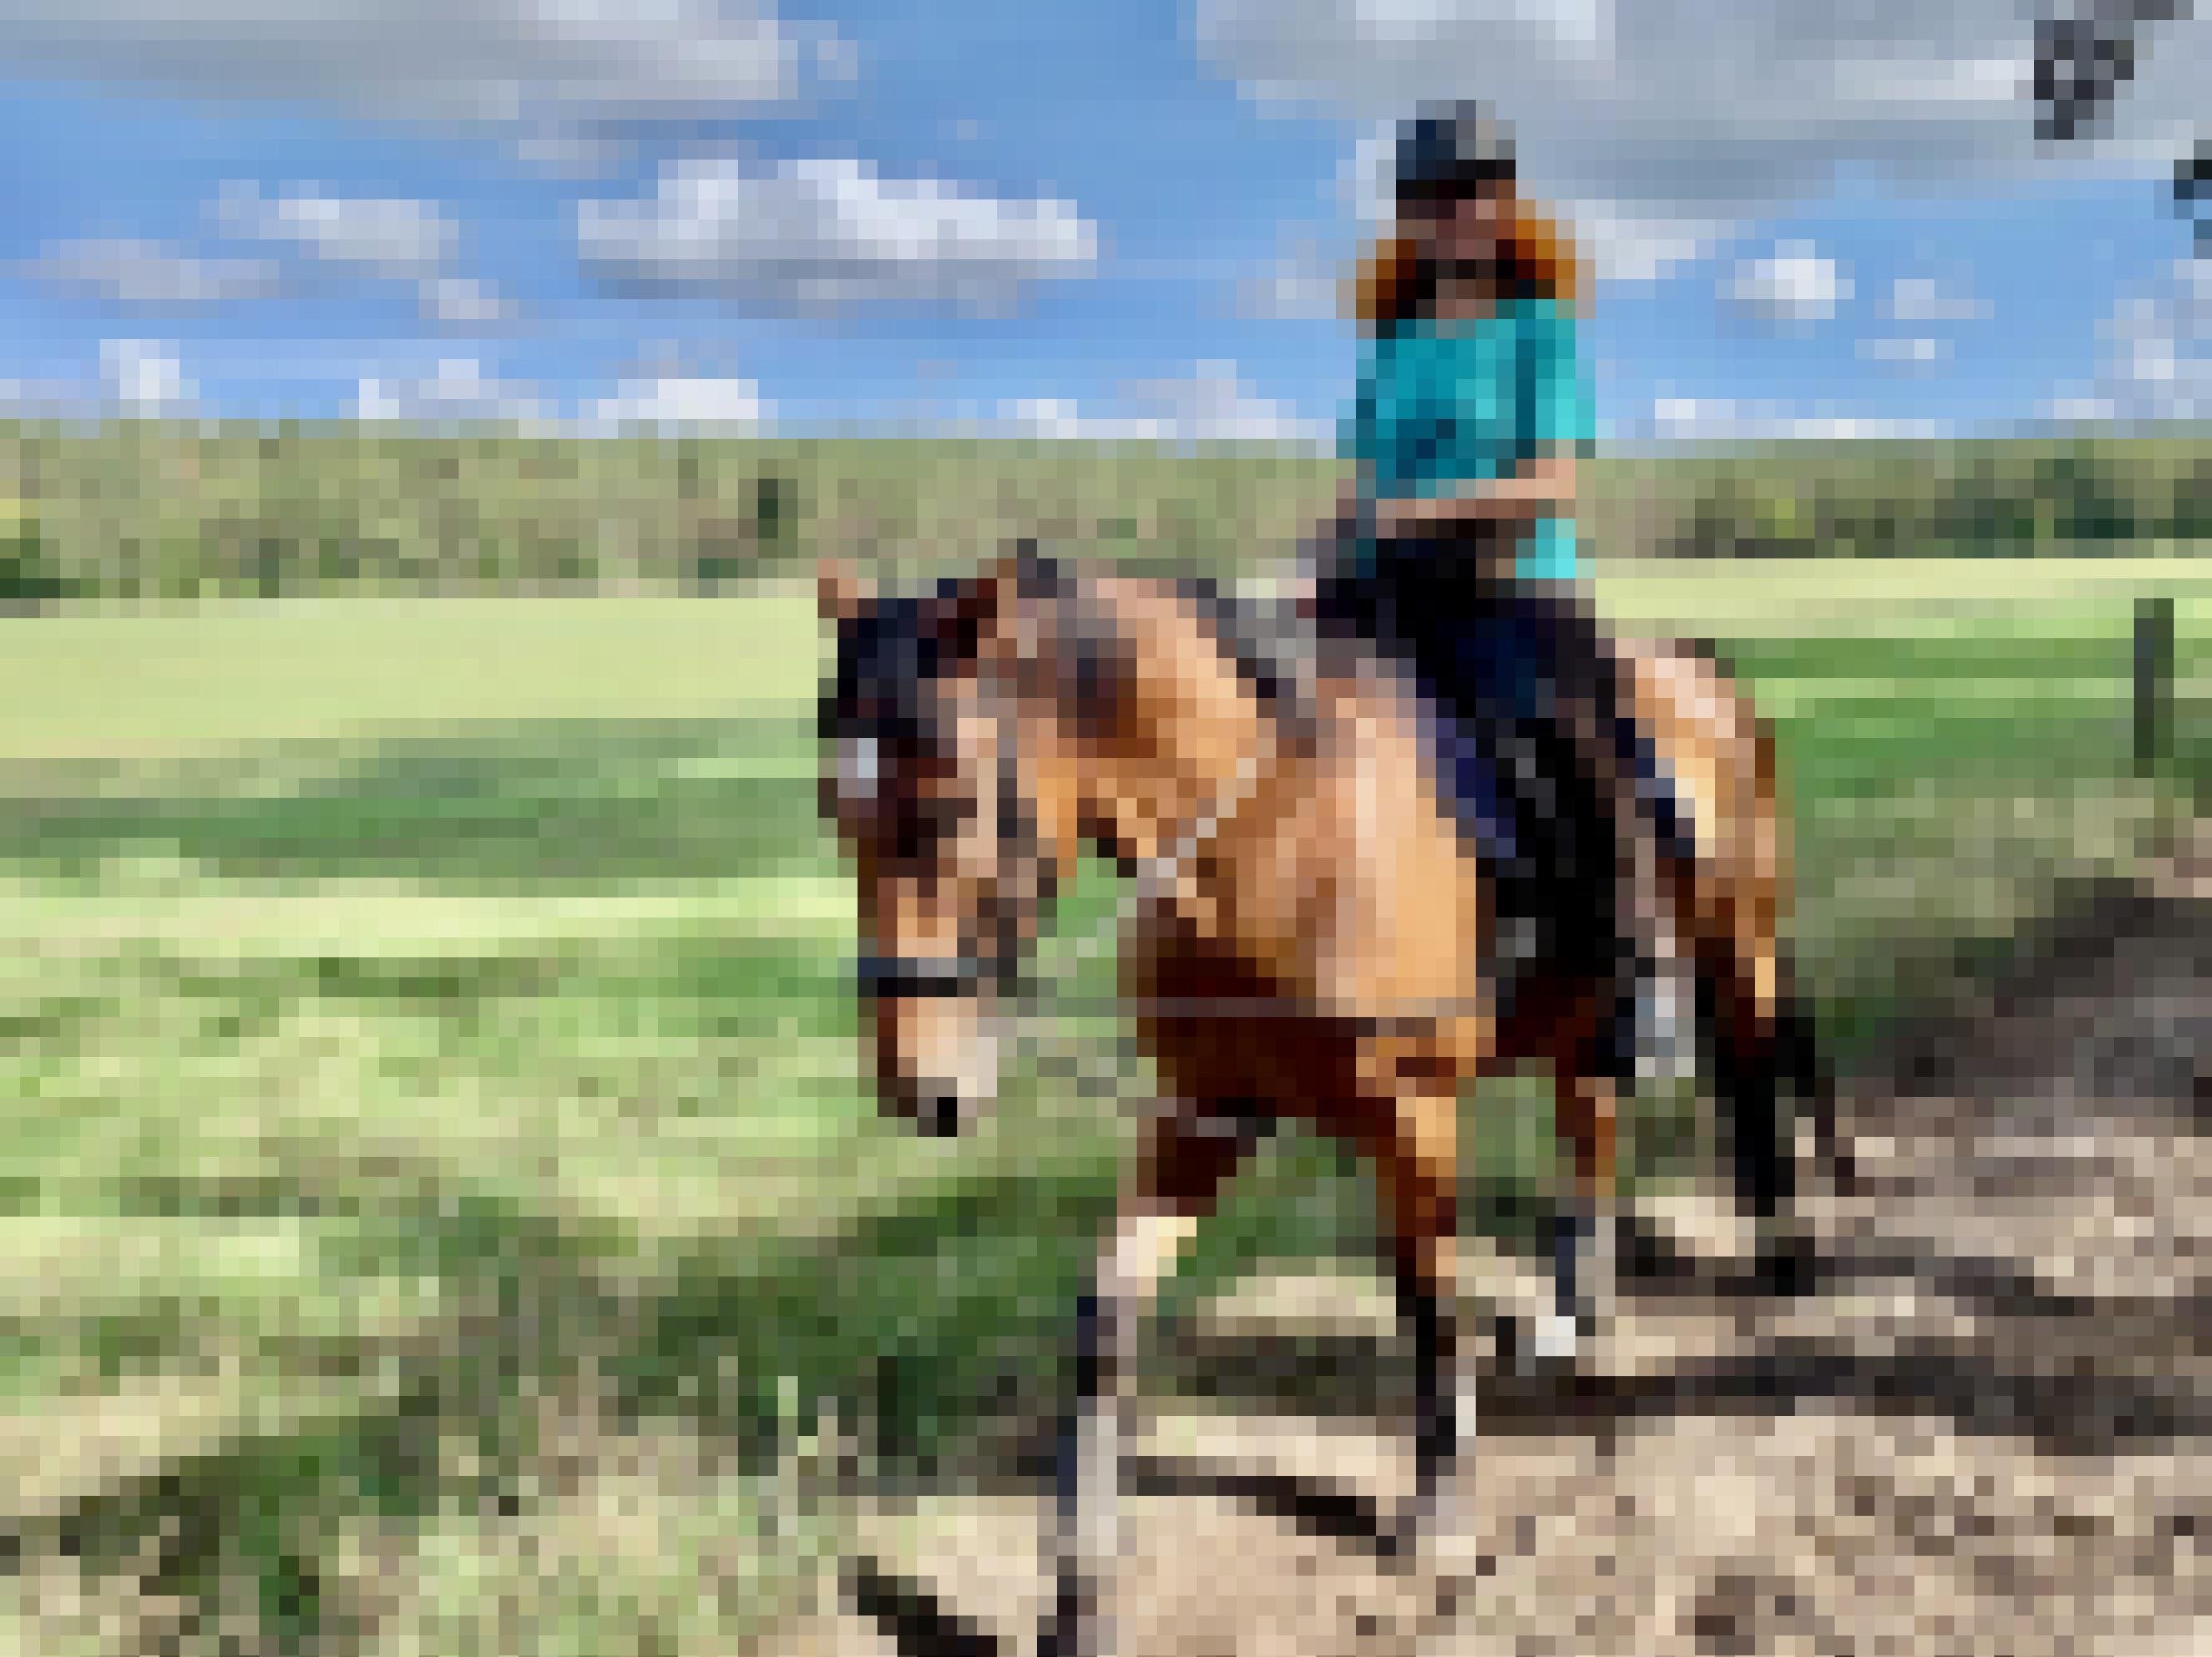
[[851, 953, 1000, 1000], [848, 663, 1067, 1008], [848, 651, 1287, 1016], [836, 572, 1590, 1043]]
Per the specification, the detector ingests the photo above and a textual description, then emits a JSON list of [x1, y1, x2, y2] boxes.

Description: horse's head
[[818, 550, 1100, 1135]]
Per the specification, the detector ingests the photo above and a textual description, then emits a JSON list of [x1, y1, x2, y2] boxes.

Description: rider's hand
[[1330, 480, 1370, 539], [1374, 496, 1427, 538]]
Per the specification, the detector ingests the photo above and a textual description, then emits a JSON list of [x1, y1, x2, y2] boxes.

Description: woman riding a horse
[[1313, 100, 1682, 1094], [819, 97, 1843, 1657]]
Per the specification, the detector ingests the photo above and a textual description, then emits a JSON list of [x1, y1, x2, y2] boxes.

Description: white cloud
[[352, 357, 548, 425], [2040, 393, 2118, 424], [419, 277, 519, 329], [1725, 240, 1851, 325], [992, 398, 1148, 440], [199, 185, 516, 331], [1202, 0, 2210, 284], [0, 340, 195, 418], [511, 130, 634, 178], [0, 380, 66, 416], [0, 377, 74, 418], [1125, 362, 1330, 443], [1571, 209, 1736, 285], [1236, 236, 1345, 321], [1647, 395, 1947, 443], [100, 339, 194, 416], [1884, 274, 1989, 323], [999, 363, 1327, 446], [24, 238, 282, 309], [213, 183, 456, 278], [1858, 334, 1949, 367], [0, 1, 841, 132], [2040, 254, 2212, 424], [349, 357, 771, 434], [578, 156, 1098, 314], [584, 373, 770, 432]]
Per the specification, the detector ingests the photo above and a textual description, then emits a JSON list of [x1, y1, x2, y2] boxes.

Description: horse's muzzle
[[912, 1090, 970, 1138]]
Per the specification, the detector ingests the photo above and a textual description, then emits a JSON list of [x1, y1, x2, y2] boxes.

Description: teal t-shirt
[[1343, 296, 1593, 581]]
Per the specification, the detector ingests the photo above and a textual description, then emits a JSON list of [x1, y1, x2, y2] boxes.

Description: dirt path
[[812, 874, 2212, 1657]]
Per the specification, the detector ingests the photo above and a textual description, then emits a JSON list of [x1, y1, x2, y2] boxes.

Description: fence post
[[2134, 594, 2175, 775]]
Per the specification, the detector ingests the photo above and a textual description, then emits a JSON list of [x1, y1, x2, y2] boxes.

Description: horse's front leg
[[1042, 1103, 1252, 1657], [1366, 1086, 1475, 1576]]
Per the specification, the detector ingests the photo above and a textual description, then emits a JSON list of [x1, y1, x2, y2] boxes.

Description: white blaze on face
[[904, 996, 1006, 1115], [838, 735, 881, 810]]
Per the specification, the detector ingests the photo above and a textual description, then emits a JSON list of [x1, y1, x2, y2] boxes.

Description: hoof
[[1499, 1309, 1597, 1377], [1751, 1224, 1819, 1298], [1375, 1513, 1421, 1574], [1382, 1509, 1491, 1589], [1378, 1500, 1445, 1576], [1821, 1143, 1863, 1200], [1039, 1575, 1108, 1657]]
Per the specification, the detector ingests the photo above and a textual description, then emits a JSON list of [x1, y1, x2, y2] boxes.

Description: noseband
[[853, 952, 999, 1000], [851, 675, 1042, 1006]]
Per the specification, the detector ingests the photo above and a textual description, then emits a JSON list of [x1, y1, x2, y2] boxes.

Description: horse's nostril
[[916, 1092, 966, 1137]]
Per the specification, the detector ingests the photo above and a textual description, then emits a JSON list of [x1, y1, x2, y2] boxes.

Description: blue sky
[[0, 0, 2206, 440]]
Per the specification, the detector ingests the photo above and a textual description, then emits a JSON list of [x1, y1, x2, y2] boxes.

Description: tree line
[[1, 422, 2206, 605]]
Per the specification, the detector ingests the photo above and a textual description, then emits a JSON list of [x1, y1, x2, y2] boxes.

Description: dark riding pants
[[1315, 529, 1669, 1075]]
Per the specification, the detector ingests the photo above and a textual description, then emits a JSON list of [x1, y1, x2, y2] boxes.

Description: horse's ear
[[1008, 539, 1064, 602], [817, 558, 873, 623], [968, 541, 1049, 632], [971, 539, 1065, 632]]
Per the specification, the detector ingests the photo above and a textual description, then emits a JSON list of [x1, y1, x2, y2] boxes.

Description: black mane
[[822, 580, 976, 751], [822, 553, 1325, 755]]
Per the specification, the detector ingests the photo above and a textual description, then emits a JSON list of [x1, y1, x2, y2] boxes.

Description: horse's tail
[[1776, 972, 1855, 1196], [1694, 965, 1785, 1222]]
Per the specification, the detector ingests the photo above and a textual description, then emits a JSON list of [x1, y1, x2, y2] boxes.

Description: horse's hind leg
[[1776, 973, 1856, 1196], [1545, 1059, 1622, 1365], [1693, 947, 1827, 1295], [1042, 1099, 1263, 1657]]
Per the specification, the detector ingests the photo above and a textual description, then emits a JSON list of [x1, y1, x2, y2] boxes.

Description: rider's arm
[[1375, 305, 1587, 538], [1375, 452, 1574, 534]]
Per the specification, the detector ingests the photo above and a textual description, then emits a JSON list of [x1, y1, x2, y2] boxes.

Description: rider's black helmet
[[1394, 101, 1516, 199]]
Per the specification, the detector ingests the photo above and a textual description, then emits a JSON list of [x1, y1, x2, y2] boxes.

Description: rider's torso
[[1344, 298, 1584, 583]]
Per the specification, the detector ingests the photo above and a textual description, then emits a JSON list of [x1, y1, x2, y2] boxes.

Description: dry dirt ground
[[799, 864, 2212, 1657]]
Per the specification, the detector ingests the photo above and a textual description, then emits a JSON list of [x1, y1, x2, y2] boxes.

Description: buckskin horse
[[818, 546, 1847, 1656]]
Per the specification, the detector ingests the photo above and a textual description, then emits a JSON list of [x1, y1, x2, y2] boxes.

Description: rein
[[853, 650, 1289, 1012], [852, 632, 1509, 1034], [843, 578, 1601, 1040]]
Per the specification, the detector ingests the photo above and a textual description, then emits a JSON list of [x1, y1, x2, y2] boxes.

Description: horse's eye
[[837, 736, 881, 803]]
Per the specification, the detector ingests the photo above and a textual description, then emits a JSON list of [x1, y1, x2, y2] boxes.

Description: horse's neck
[[1068, 583, 1275, 867]]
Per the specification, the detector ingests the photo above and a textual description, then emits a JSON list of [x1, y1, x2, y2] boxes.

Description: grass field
[[0, 557, 2206, 1655]]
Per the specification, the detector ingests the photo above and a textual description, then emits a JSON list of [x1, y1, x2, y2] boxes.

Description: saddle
[[1414, 642, 1698, 1013], [1189, 576, 1694, 1004]]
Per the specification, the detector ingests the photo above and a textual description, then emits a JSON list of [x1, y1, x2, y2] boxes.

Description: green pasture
[[0, 558, 2205, 1655]]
